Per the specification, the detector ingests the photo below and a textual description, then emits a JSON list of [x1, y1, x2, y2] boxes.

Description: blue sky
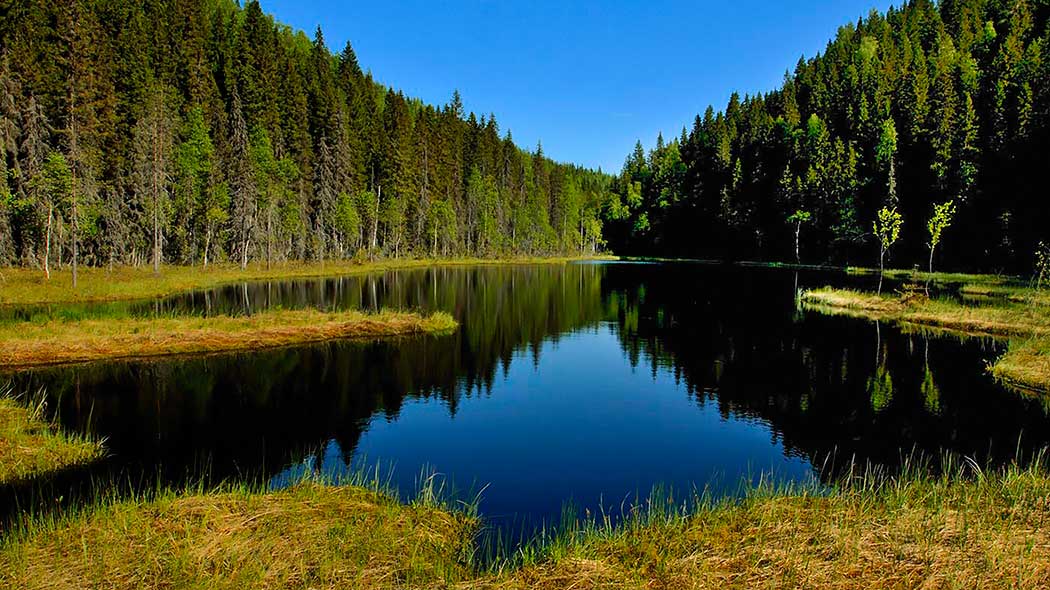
[[260, 0, 898, 172]]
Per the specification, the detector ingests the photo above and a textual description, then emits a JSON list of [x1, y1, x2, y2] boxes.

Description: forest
[[604, 0, 1050, 273], [0, 0, 610, 274], [3, 0, 1048, 276]]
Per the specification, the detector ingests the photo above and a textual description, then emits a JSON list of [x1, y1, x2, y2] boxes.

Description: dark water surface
[[5, 262, 1049, 533]]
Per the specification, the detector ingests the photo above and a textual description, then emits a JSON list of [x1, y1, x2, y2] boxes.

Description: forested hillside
[[0, 0, 609, 273], [607, 0, 1049, 273]]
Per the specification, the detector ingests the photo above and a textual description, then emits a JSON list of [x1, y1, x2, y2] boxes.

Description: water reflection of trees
[[11, 263, 1050, 489], [600, 264, 1050, 476], [12, 264, 609, 485]]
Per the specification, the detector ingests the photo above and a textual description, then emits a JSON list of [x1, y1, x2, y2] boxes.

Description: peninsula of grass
[[0, 256, 615, 307], [2, 458, 1047, 589], [0, 309, 457, 369], [0, 391, 103, 485], [801, 287, 1050, 392]]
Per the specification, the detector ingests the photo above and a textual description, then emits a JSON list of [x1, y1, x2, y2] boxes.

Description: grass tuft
[[0, 384, 104, 485]]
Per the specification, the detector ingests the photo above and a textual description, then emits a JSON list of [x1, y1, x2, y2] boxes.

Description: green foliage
[[334, 192, 360, 244], [603, 0, 1049, 272], [875, 119, 898, 167], [0, 0, 608, 267], [927, 200, 956, 252], [40, 153, 73, 211], [787, 210, 811, 225], [874, 207, 903, 255], [1035, 242, 1050, 290]]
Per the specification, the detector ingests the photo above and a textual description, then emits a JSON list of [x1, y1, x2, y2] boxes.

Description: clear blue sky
[[260, 0, 897, 173]]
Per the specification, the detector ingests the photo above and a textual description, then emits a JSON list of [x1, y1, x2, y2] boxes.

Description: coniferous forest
[[604, 0, 1050, 273], [2, 0, 1049, 274], [0, 0, 609, 272]]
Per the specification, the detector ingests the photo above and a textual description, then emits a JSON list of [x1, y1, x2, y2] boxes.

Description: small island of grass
[[0, 309, 457, 370], [801, 284, 1050, 393]]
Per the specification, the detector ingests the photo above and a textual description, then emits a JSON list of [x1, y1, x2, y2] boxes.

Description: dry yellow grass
[[0, 309, 457, 369], [0, 484, 476, 590], [0, 394, 103, 485], [2, 463, 1048, 590], [0, 257, 613, 306], [481, 470, 1050, 589]]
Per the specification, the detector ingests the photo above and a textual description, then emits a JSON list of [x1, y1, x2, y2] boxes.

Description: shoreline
[[0, 310, 457, 370], [2, 459, 1047, 589], [0, 256, 617, 307], [801, 287, 1050, 393]]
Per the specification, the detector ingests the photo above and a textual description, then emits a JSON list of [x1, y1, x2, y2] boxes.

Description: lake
[[6, 261, 1049, 536]]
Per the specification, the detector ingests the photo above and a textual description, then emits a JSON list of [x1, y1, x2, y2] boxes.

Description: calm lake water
[[6, 262, 1050, 534]]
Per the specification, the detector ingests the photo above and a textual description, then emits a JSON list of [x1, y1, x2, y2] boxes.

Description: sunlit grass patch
[[0, 386, 104, 485], [993, 336, 1050, 394], [0, 478, 478, 590], [0, 309, 457, 369]]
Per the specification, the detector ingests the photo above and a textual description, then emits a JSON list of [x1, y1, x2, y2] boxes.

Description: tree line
[[0, 0, 610, 280], [605, 0, 1049, 273]]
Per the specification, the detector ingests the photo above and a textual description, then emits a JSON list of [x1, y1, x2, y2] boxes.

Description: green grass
[[0, 257, 615, 306], [992, 336, 1050, 395], [801, 287, 1050, 393], [844, 266, 1019, 286], [0, 385, 104, 485], [2, 455, 1048, 589], [0, 309, 458, 369]]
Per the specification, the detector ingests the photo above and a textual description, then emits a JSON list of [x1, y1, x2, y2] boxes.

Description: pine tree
[[132, 87, 175, 274], [228, 89, 257, 270]]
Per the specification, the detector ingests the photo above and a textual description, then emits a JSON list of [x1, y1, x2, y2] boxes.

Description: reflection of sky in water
[[271, 326, 814, 528]]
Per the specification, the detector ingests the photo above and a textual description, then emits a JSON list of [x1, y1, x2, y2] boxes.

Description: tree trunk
[[241, 236, 250, 270], [152, 118, 161, 276], [795, 221, 802, 264], [203, 225, 211, 270], [71, 196, 78, 289], [153, 195, 160, 274], [266, 208, 272, 271], [44, 204, 53, 280], [370, 186, 381, 260], [878, 247, 885, 295], [926, 245, 936, 295]]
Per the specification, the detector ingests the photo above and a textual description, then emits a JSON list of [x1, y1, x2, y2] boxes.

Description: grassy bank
[[0, 257, 614, 306], [0, 389, 103, 485], [0, 481, 477, 590], [0, 309, 457, 369], [801, 287, 1050, 392], [2, 459, 1047, 589]]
